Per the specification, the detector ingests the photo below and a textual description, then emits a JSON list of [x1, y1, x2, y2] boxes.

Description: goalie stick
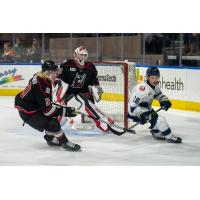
[[74, 110, 136, 135], [52, 102, 135, 136]]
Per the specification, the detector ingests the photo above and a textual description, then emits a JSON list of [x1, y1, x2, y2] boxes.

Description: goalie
[[128, 66, 182, 143], [54, 46, 105, 131]]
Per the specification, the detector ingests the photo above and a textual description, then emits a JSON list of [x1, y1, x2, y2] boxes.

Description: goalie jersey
[[15, 74, 62, 117], [58, 59, 100, 102], [128, 80, 169, 117]]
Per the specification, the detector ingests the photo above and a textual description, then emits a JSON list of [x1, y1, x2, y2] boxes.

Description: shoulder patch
[[139, 86, 145, 91], [70, 67, 76, 71]]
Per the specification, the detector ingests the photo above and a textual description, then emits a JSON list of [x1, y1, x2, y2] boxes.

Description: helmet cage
[[73, 46, 88, 66]]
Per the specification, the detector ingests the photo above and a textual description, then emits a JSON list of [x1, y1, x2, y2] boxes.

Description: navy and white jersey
[[15, 74, 63, 117], [128, 80, 169, 118]]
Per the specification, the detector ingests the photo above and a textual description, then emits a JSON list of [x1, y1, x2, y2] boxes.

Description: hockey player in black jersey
[[54, 46, 110, 131], [15, 61, 81, 151], [58, 46, 103, 103]]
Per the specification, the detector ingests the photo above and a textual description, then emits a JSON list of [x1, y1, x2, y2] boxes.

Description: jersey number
[[133, 96, 140, 104], [20, 84, 31, 98]]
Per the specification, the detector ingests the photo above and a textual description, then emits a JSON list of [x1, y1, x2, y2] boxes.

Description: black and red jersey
[[15, 74, 62, 117], [58, 59, 99, 98]]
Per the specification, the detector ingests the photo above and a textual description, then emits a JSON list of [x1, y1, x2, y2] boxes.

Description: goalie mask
[[73, 46, 88, 66]]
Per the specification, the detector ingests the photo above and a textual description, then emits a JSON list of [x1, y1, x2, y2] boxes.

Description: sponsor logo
[[136, 69, 144, 83], [0, 68, 17, 78], [0, 68, 24, 85], [97, 74, 116, 82], [159, 77, 184, 91]]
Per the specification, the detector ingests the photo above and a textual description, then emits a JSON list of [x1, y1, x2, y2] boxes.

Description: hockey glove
[[89, 85, 103, 102], [139, 111, 151, 125], [63, 107, 77, 117], [160, 100, 172, 111], [138, 109, 158, 125]]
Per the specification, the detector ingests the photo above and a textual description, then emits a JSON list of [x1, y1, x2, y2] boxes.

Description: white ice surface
[[0, 96, 200, 166]]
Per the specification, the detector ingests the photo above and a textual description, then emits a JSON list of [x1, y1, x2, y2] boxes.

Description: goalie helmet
[[73, 46, 88, 66], [146, 66, 160, 77], [42, 60, 58, 72]]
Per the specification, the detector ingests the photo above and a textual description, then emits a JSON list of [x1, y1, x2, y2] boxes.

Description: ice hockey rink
[[0, 96, 200, 166]]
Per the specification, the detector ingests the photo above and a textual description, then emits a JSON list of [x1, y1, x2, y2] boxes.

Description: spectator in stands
[[1, 42, 15, 63], [144, 33, 164, 54], [12, 37, 25, 63], [183, 33, 200, 55], [184, 33, 193, 55], [26, 38, 41, 63]]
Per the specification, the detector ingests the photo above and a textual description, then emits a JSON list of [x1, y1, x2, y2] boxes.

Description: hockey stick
[[74, 110, 136, 135], [128, 107, 163, 134], [73, 95, 136, 135], [52, 102, 135, 136]]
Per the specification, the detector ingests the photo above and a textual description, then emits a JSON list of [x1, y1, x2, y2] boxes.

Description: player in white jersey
[[128, 66, 182, 143]]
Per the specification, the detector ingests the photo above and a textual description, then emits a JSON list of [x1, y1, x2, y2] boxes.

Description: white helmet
[[73, 46, 88, 66]]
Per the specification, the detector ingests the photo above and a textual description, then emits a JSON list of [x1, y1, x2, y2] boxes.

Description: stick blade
[[107, 125, 126, 136], [126, 129, 136, 134]]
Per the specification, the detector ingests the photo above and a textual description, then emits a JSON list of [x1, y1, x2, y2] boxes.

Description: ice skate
[[150, 130, 165, 140], [44, 135, 61, 146], [62, 141, 81, 151], [165, 134, 182, 143]]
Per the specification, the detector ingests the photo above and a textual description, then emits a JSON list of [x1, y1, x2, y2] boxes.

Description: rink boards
[[136, 65, 200, 112], [0, 64, 200, 112]]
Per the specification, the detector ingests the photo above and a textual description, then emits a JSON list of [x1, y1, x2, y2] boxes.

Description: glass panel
[[144, 33, 181, 66], [182, 33, 200, 66], [2, 33, 200, 67], [0, 33, 42, 63], [162, 33, 183, 66], [123, 33, 142, 63], [71, 33, 97, 61], [98, 33, 123, 61]]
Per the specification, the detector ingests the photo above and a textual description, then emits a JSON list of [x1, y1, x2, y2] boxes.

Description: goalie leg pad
[[76, 94, 110, 132], [66, 93, 111, 132]]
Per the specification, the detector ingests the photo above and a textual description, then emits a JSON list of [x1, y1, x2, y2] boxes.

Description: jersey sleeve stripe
[[43, 105, 59, 117], [15, 106, 40, 114]]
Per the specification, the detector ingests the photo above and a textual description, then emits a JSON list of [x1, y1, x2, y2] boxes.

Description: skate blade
[[63, 148, 82, 152]]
